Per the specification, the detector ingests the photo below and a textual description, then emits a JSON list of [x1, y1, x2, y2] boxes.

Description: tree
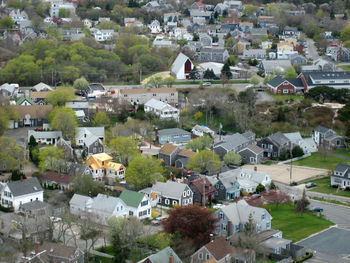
[[78, 216, 102, 262], [221, 62, 232, 79], [189, 68, 199, 80], [58, 8, 68, 18], [250, 75, 260, 87], [70, 173, 104, 196], [265, 190, 291, 209], [109, 136, 140, 166], [38, 146, 65, 172], [60, 66, 80, 83], [126, 155, 164, 190], [0, 136, 24, 171], [163, 76, 176, 88], [49, 107, 77, 141], [147, 76, 163, 89], [341, 25, 350, 41], [203, 69, 216, 80], [186, 135, 213, 151], [274, 67, 284, 76], [223, 152, 242, 166], [276, 108, 286, 122], [264, 74, 274, 85], [194, 111, 203, 120], [92, 111, 110, 127], [295, 189, 310, 216], [187, 150, 221, 174], [244, 213, 256, 236], [73, 77, 89, 93], [0, 16, 14, 28], [0, 107, 9, 136], [162, 205, 218, 247], [238, 88, 257, 117], [10, 170, 26, 181], [292, 145, 304, 158], [45, 88, 75, 107], [284, 66, 297, 78], [242, 4, 257, 17], [255, 184, 265, 193]]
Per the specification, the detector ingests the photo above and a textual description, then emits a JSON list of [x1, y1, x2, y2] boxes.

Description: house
[[289, 54, 307, 66], [27, 130, 62, 146], [188, 177, 216, 205], [190, 236, 255, 263], [158, 128, 191, 145], [119, 88, 178, 105], [50, 2, 75, 17], [171, 52, 194, 80], [175, 149, 196, 169], [69, 194, 93, 217], [312, 125, 345, 149], [158, 143, 180, 166], [85, 153, 125, 181], [83, 18, 92, 28], [191, 1, 206, 11], [153, 36, 176, 49], [40, 172, 71, 190], [199, 47, 229, 63], [32, 82, 52, 92], [209, 173, 240, 201], [267, 76, 306, 94], [164, 12, 180, 23], [283, 27, 299, 38], [261, 41, 272, 50], [150, 181, 193, 206], [331, 164, 350, 189], [138, 246, 182, 263], [0, 83, 18, 97], [192, 125, 215, 137], [29, 91, 49, 105], [215, 200, 272, 237], [10, 105, 53, 128], [257, 16, 275, 27], [301, 71, 350, 89], [18, 200, 52, 218], [221, 168, 271, 189], [148, 20, 161, 34], [17, 96, 34, 106], [9, 9, 28, 24], [66, 101, 89, 117], [239, 21, 253, 32], [144, 99, 180, 121], [257, 132, 291, 158], [242, 49, 266, 60], [119, 189, 152, 219], [284, 132, 317, 154], [326, 43, 350, 62], [258, 59, 292, 75], [24, 242, 84, 263], [75, 127, 104, 155], [301, 59, 334, 72], [238, 144, 264, 164], [224, 0, 243, 10], [213, 132, 254, 159], [1, 177, 43, 211], [57, 138, 74, 161], [93, 29, 114, 42], [199, 33, 213, 47]]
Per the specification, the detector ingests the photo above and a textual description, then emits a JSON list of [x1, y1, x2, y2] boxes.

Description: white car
[[50, 217, 62, 223]]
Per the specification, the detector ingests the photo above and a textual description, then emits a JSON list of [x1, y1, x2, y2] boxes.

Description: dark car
[[310, 207, 323, 213], [290, 181, 298, 186], [217, 130, 227, 135], [75, 90, 85, 96]]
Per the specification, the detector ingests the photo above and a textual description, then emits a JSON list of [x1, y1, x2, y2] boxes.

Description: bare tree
[[78, 215, 102, 262]]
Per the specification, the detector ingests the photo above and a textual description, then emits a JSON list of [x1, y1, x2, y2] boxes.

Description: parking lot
[[243, 164, 328, 184]]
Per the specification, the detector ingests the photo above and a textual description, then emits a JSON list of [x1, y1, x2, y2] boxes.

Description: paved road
[[306, 38, 320, 61]]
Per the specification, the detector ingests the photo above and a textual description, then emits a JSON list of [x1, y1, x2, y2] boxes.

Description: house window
[[153, 93, 156, 96], [198, 253, 203, 259], [173, 200, 177, 206], [262, 214, 265, 220], [183, 191, 186, 197], [129, 211, 133, 216], [266, 222, 270, 228], [188, 198, 192, 203], [139, 212, 142, 217], [165, 199, 170, 205], [187, 190, 191, 196], [206, 254, 210, 260]]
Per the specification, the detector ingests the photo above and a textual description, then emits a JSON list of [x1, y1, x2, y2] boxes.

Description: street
[[305, 38, 320, 61]]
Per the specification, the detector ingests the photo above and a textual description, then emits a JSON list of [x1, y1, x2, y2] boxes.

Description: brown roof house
[[174, 149, 196, 169], [190, 237, 255, 263], [158, 143, 180, 166], [188, 177, 215, 205], [29, 91, 50, 105], [40, 172, 72, 190], [10, 105, 53, 128]]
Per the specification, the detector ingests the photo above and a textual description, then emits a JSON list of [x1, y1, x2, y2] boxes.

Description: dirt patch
[[141, 71, 171, 85], [243, 164, 328, 184]]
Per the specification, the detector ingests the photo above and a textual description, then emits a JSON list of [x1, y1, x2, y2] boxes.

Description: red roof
[[40, 172, 71, 185], [190, 177, 215, 195], [196, 1, 204, 6]]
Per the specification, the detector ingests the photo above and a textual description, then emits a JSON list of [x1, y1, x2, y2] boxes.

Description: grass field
[[333, 148, 350, 158], [263, 88, 304, 101], [290, 152, 347, 170], [308, 177, 350, 198], [311, 196, 350, 207], [175, 79, 249, 85], [338, 65, 350, 71], [265, 204, 334, 242]]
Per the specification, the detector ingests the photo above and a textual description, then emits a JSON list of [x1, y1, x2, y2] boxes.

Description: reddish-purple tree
[[162, 205, 218, 247]]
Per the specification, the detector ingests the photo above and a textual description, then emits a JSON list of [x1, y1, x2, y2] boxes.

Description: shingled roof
[[7, 177, 43, 197]]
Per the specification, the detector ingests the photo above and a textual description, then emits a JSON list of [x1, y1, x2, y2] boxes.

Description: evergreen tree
[[221, 62, 232, 79], [189, 68, 200, 80]]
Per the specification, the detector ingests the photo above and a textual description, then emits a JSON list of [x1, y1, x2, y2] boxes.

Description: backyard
[[308, 176, 350, 198], [265, 204, 334, 242], [290, 152, 348, 170]]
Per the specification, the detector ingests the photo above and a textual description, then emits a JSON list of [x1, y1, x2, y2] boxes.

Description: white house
[[170, 52, 194, 79], [93, 29, 114, 42], [50, 2, 75, 17], [148, 20, 161, 34], [191, 124, 215, 137], [1, 178, 43, 212], [69, 194, 93, 217], [144, 99, 179, 121], [119, 189, 152, 220], [9, 9, 29, 24], [83, 18, 92, 28], [28, 130, 62, 146]]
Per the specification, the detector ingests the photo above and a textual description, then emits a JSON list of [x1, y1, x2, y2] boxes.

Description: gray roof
[[138, 246, 183, 263], [240, 144, 263, 155], [260, 237, 291, 249], [242, 130, 255, 139], [334, 163, 350, 174], [171, 52, 191, 75], [268, 132, 290, 147], [307, 71, 350, 80], [151, 181, 189, 199], [145, 99, 177, 111], [243, 49, 265, 56], [28, 130, 62, 141], [69, 194, 92, 207], [250, 28, 267, 35], [220, 168, 270, 186], [19, 200, 50, 211], [201, 47, 228, 54], [158, 128, 190, 137], [65, 101, 89, 109], [267, 76, 304, 88], [7, 177, 43, 197], [91, 194, 125, 214], [214, 133, 249, 151], [260, 60, 292, 72], [314, 125, 332, 134], [76, 127, 104, 139]]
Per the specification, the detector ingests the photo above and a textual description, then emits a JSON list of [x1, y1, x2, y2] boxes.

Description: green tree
[[189, 68, 199, 80], [0, 136, 24, 171], [186, 135, 213, 151], [70, 173, 104, 196], [109, 136, 139, 166], [38, 146, 64, 171], [295, 189, 310, 216], [284, 66, 297, 78], [92, 111, 110, 127], [11, 170, 26, 181], [264, 74, 274, 85], [187, 149, 221, 174], [163, 76, 176, 88], [0, 16, 14, 28], [58, 8, 67, 18], [49, 107, 78, 140], [73, 77, 89, 92], [147, 76, 163, 89], [203, 69, 216, 80], [250, 75, 260, 87], [276, 108, 286, 122], [126, 155, 164, 190], [0, 107, 9, 136], [292, 145, 304, 158], [255, 184, 265, 193], [223, 152, 242, 166], [45, 88, 75, 107], [341, 25, 350, 41], [60, 66, 80, 83], [221, 62, 232, 79], [274, 67, 283, 76], [6, 0, 21, 9], [243, 4, 257, 16]]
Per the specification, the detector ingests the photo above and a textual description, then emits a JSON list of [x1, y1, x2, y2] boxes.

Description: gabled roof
[[214, 133, 249, 151], [158, 128, 190, 136], [190, 177, 215, 195], [12, 105, 53, 119], [268, 132, 290, 147], [240, 144, 263, 155], [334, 163, 350, 174], [145, 99, 177, 111], [76, 127, 104, 139], [33, 82, 52, 91], [70, 194, 92, 207], [29, 91, 50, 99], [7, 177, 43, 197], [314, 125, 332, 134], [40, 172, 71, 185], [204, 237, 235, 260], [151, 181, 189, 199], [138, 246, 183, 263], [28, 130, 62, 140], [16, 95, 34, 105], [171, 52, 192, 75], [119, 189, 145, 208], [159, 143, 179, 155], [91, 193, 125, 214], [177, 149, 196, 158]]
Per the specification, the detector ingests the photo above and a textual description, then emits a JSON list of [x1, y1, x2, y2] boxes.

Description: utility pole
[[202, 178, 206, 207], [139, 69, 142, 85], [290, 147, 293, 185]]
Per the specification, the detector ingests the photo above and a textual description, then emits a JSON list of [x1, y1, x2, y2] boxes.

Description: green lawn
[[175, 80, 249, 85], [265, 204, 334, 242], [311, 196, 350, 207], [290, 152, 347, 170], [308, 177, 350, 198], [263, 88, 304, 101], [333, 148, 350, 158], [338, 65, 350, 71]]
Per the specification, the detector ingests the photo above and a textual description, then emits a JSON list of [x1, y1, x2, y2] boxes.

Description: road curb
[[296, 225, 337, 244]]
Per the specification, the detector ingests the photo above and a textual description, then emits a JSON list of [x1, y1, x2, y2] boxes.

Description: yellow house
[[85, 153, 125, 182], [277, 41, 294, 53]]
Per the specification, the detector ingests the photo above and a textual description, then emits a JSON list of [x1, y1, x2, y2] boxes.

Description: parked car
[[310, 207, 323, 213], [217, 130, 227, 135], [290, 181, 298, 186], [202, 82, 212, 87], [305, 182, 317, 188], [151, 216, 167, 225]]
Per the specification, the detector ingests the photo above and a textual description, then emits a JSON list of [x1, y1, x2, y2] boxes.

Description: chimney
[[254, 166, 257, 172], [34, 242, 40, 254], [227, 220, 232, 236], [216, 173, 219, 180], [20, 176, 23, 182], [209, 233, 214, 242], [169, 255, 174, 263]]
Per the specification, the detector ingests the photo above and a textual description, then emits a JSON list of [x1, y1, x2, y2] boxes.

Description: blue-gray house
[[207, 174, 240, 201], [158, 128, 191, 144]]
